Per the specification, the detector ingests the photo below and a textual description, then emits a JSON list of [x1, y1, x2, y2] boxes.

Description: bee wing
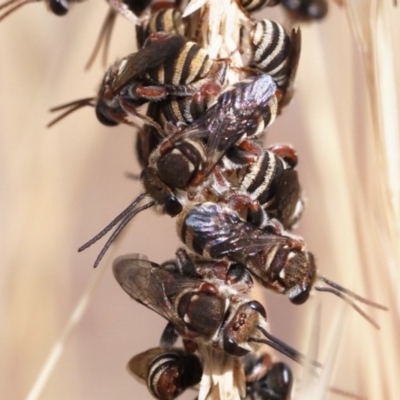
[[279, 27, 301, 108], [183, 203, 295, 261], [113, 254, 205, 325], [184, 75, 277, 174], [112, 35, 186, 94]]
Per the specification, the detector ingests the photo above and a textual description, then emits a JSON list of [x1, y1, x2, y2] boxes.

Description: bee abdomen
[[172, 42, 214, 86], [250, 20, 293, 89], [241, 150, 286, 205], [147, 352, 203, 400]]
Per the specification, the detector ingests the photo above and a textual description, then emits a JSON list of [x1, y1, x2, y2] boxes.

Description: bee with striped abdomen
[[249, 20, 301, 108], [94, 32, 227, 129], [128, 347, 203, 400], [177, 201, 388, 326], [112, 253, 320, 363], [48, 32, 227, 131], [216, 143, 303, 230]]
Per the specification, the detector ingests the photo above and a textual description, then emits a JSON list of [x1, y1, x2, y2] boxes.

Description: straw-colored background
[[0, 1, 398, 399]]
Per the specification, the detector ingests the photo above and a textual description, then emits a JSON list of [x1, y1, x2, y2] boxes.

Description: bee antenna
[[250, 325, 322, 369], [315, 276, 388, 330], [0, 0, 33, 22], [85, 8, 116, 70], [78, 193, 155, 267], [47, 97, 96, 128]]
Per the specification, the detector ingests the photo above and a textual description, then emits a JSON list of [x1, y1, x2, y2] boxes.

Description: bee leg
[[227, 194, 267, 228], [131, 84, 168, 101], [175, 248, 199, 277], [183, 338, 198, 354], [268, 143, 298, 168]]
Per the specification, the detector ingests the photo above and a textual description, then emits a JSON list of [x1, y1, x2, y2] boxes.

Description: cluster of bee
[[0, 0, 387, 399]]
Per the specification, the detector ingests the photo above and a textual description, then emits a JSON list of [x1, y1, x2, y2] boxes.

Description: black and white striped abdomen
[[250, 20, 293, 88], [240, 150, 287, 205], [146, 350, 203, 400]]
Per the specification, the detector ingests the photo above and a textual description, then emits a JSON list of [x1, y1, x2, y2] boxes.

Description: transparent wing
[[112, 34, 187, 94], [113, 254, 205, 324], [183, 203, 295, 260]]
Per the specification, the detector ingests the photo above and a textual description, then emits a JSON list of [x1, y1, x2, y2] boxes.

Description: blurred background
[[0, 1, 399, 399]]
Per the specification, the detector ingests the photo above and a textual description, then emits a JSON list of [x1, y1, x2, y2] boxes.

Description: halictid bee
[[48, 33, 227, 132], [177, 201, 388, 327], [112, 253, 321, 365], [127, 347, 203, 400], [243, 352, 293, 400], [215, 142, 303, 230], [77, 74, 279, 267], [249, 20, 301, 108]]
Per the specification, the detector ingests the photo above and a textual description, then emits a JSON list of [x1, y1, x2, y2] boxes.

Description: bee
[[112, 253, 321, 364], [216, 143, 303, 230], [281, 0, 328, 21], [127, 347, 203, 400], [77, 74, 279, 267], [177, 201, 388, 327], [143, 74, 278, 198], [48, 33, 227, 131], [243, 352, 293, 400], [249, 20, 301, 108], [134, 89, 219, 170], [98, 32, 227, 121]]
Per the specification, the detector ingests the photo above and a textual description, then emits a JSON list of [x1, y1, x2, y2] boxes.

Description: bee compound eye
[[164, 197, 182, 216], [307, 0, 328, 19], [265, 362, 293, 396], [270, 362, 293, 386], [248, 301, 267, 319], [49, 0, 69, 16], [95, 102, 119, 126], [223, 337, 249, 357], [289, 288, 310, 305]]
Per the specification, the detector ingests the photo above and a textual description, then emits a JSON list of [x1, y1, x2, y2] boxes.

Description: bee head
[[141, 167, 183, 216], [49, 0, 69, 16]]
